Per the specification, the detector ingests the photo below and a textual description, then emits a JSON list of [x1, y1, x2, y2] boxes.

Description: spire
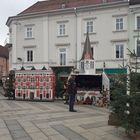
[[81, 32, 93, 60]]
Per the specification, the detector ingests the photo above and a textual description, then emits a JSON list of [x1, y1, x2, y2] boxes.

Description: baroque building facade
[[6, 0, 129, 74]]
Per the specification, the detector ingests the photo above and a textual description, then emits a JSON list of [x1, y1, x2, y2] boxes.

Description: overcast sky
[[0, 0, 39, 46]]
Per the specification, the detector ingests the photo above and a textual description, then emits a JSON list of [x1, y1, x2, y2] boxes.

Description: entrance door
[[23, 94, 26, 100], [40, 94, 42, 100], [30, 92, 34, 100]]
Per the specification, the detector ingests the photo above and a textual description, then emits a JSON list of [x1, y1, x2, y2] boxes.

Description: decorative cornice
[[24, 24, 35, 27], [55, 43, 70, 47], [23, 45, 37, 48], [110, 38, 129, 43], [56, 20, 69, 23], [112, 13, 128, 17], [81, 41, 99, 45], [96, 58, 127, 62], [112, 30, 127, 33], [83, 17, 97, 20]]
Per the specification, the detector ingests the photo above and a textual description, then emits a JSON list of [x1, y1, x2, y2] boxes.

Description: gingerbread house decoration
[[15, 68, 55, 101], [75, 32, 110, 107]]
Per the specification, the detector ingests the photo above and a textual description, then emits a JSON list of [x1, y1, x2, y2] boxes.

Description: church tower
[[80, 32, 95, 74]]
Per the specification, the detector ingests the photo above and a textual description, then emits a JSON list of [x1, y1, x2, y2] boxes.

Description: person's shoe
[[69, 110, 77, 112]]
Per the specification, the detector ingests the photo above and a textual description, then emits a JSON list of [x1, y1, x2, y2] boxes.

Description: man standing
[[67, 74, 77, 112]]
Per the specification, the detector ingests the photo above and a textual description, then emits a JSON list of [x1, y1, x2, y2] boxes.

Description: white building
[[128, 0, 140, 72], [6, 0, 129, 74]]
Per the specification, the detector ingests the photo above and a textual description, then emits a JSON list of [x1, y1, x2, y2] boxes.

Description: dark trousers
[[69, 94, 75, 111]]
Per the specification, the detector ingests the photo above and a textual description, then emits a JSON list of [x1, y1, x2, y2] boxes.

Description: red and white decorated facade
[[15, 69, 55, 101]]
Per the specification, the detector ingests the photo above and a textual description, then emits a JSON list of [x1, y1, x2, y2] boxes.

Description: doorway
[[30, 92, 34, 100]]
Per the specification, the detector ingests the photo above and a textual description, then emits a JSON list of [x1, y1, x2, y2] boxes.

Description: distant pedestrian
[[67, 74, 77, 112]]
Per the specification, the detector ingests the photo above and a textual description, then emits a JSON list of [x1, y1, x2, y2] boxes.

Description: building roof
[[18, 0, 126, 15], [81, 32, 93, 60], [0, 46, 9, 59]]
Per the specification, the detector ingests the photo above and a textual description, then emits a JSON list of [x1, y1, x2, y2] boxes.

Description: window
[[116, 18, 123, 31], [86, 21, 93, 33], [58, 24, 65, 36], [27, 50, 33, 62], [91, 47, 94, 57], [116, 44, 124, 58], [25, 27, 33, 38], [85, 61, 89, 69], [59, 48, 66, 65], [90, 61, 94, 69], [137, 16, 140, 29], [137, 39, 140, 57], [81, 61, 84, 70]]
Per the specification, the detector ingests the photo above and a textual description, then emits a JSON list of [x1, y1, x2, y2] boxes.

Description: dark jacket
[[67, 77, 77, 95]]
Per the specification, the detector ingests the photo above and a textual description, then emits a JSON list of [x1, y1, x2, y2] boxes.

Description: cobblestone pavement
[[0, 87, 132, 140]]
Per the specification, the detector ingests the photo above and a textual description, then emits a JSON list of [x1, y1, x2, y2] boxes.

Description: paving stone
[[0, 128, 10, 135], [80, 121, 107, 129], [33, 122, 50, 129], [4, 119, 32, 140], [0, 122, 7, 128], [14, 136, 32, 140], [7, 124, 23, 131], [80, 131, 101, 140], [52, 124, 88, 140], [11, 130, 28, 138], [5, 120, 18, 125], [48, 134, 69, 140], [101, 134, 126, 140], [0, 134, 13, 140], [18, 121, 34, 127], [23, 126, 40, 133], [29, 132, 49, 140], [6, 101, 20, 108], [41, 128, 60, 136], [32, 113, 101, 124], [67, 126, 86, 133]]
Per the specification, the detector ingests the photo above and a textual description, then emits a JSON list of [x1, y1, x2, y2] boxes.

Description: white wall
[[9, 2, 129, 71]]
